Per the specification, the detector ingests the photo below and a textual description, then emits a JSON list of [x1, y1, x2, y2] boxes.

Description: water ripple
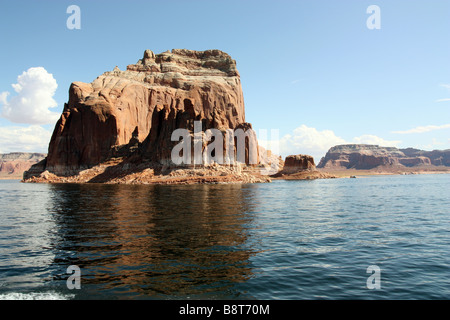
[[0, 175, 449, 299]]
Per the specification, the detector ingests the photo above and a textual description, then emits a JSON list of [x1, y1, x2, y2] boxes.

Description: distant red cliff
[[317, 144, 450, 170], [0, 153, 46, 179]]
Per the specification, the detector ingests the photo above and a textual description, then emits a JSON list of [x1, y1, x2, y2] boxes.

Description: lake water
[[0, 174, 449, 300]]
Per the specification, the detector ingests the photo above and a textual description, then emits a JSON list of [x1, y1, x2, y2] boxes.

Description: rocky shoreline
[[318, 166, 450, 178], [20, 158, 450, 184], [22, 152, 335, 185], [24, 160, 271, 185]]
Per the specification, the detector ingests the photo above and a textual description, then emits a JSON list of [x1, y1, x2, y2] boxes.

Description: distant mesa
[[317, 144, 450, 170], [0, 153, 46, 179]]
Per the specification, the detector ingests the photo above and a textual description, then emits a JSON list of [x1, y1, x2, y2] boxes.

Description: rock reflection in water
[[47, 183, 259, 298]]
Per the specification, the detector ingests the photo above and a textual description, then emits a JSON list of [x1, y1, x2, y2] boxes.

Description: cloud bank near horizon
[[392, 124, 450, 134], [258, 125, 401, 162], [0, 125, 51, 154]]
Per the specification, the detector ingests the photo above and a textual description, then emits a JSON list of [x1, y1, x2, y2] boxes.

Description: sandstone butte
[[271, 154, 336, 180], [23, 49, 304, 185], [317, 144, 450, 176]]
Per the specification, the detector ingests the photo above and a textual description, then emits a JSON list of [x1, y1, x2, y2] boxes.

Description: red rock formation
[[400, 148, 450, 166], [25, 49, 264, 181], [270, 154, 336, 180], [317, 144, 443, 169], [282, 154, 316, 173]]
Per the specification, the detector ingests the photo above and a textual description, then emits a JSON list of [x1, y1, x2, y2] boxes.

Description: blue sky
[[0, 0, 449, 161]]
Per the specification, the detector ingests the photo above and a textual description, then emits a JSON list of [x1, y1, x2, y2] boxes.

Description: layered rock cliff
[[317, 144, 450, 170], [0, 153, 46, 178], [400, 148, 450, 167], [24, 49, 274, 184]]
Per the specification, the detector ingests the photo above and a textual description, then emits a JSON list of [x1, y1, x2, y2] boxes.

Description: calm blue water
[[0, 174, 449, 300]]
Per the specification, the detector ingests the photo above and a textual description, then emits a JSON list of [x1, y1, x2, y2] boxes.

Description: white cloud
[[440, 84, 450, 90], [0, 92, 9, 105], [258, 124, 400, 163], [420, 138, 446, 151], [436, 98, 450, 102], [278, 125, 346, 159], [0, 67, 60, 125], [392, 124, 450, 134], [0, 125, 51, 154], [431, 138, 444, 146]]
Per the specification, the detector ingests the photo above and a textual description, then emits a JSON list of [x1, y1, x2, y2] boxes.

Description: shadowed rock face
[[38, 49, 259, 176], [318, 144, 450, 169]]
